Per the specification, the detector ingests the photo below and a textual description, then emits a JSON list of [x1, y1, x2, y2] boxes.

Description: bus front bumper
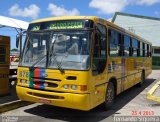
[[16, 85, 91, 111]]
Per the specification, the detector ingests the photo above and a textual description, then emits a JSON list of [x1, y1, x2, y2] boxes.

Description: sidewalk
[[147, 79, 160, 103]]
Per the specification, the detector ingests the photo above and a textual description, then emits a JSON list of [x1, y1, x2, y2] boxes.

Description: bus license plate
[[39, 98, 51, 104]]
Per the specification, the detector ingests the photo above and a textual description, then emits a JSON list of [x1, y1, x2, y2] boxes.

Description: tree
[[11, 48, 19, 51]]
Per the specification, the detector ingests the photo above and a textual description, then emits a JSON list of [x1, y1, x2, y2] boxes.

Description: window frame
[[92, 23, 107, 75], [0, 46, 6, 64]]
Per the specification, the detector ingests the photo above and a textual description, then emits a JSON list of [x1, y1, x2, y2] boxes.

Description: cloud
[[89, 0, 128, 14], [9, 4, 40, 19], [135, 0, 160, 5], [47, 3, 80, 16], [89, 0, 160, 15]]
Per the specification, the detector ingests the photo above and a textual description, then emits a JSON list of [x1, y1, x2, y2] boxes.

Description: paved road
[[0, 84, 18, 104], [1, 70, 160, 122]]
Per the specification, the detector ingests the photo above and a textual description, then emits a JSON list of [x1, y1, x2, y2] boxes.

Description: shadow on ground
[[24, 78, 155, 122], [0, 84, 18, 104]]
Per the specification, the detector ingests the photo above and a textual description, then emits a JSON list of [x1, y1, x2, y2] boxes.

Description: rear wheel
[[102, 82, 115, 110]]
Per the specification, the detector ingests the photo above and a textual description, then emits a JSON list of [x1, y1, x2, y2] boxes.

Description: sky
[[0, 0, 160, 49]]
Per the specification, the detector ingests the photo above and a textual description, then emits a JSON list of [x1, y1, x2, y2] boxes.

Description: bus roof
[[31, 16, 152, 45], [31, 16, 98, 23]]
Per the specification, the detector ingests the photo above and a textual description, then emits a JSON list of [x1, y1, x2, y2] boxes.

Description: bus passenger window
[[143, 43, 145, 57], [145, 44, 147, 57], [109, 29, 119, 57], [124, 35, 130, 57], [0, 47, 6, 63], [149, 45, 152, 57], [132, 39, 138, 57], [137, 41, 140, 57], [140, 42, 143, 57], [147, 44, 149, 57], [118, 33, 124, 56], [92, 24, 107, 75]]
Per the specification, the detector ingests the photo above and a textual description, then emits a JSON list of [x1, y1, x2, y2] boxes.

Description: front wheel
[[102, 82, 115, 110]]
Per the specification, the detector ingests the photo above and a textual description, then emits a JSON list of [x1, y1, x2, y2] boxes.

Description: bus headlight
[[71, 85, 77, 90], [20, 79, 25, 84], [26, 80, 30, 84], [63, 85, 69, 89]]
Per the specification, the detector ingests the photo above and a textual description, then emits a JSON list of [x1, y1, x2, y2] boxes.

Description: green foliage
[[11, 48, 19, 51]]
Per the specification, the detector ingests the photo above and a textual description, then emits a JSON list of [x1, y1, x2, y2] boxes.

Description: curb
[[0, 100, 32, 113], [146, 79, 160, 103]]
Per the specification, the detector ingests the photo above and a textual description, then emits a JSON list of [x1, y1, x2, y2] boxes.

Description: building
[[112, 12, 160, 68]]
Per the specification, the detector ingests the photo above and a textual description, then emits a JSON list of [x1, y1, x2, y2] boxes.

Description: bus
[[16, 16, 152, 111], [0, 35, 10, 95]]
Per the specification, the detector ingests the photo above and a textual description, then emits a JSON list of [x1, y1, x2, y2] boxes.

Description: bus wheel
[[138, 71, 145, 87], [102, 82, 115, 110]]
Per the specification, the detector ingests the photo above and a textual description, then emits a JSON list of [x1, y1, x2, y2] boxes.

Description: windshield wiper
[[49, 53, 65, 74], [49, 34, 65, 74], [30, 55, 46, 68]]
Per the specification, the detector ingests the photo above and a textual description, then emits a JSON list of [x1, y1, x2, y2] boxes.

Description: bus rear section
[[0, 36, 10, 95]]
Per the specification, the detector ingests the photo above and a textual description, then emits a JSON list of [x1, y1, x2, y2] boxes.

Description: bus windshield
[[20, 30, 92, 70]]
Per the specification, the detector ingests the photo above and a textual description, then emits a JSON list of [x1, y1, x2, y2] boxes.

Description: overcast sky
[[0, 0, 160, 49]]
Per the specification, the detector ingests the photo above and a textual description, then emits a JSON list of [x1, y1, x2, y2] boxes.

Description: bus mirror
[[16, 36, 20, 48]]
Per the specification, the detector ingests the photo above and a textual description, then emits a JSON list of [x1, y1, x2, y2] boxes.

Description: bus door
[[91, 24, 107, 105], [0, 36, 10, 95]]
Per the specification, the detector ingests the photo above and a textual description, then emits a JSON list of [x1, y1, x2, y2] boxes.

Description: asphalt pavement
[[0, 82, 18, 105]]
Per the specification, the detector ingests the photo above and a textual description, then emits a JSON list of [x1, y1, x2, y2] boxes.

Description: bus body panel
[[16, 85, 91, 111], [17, 67, 90, 93], [0, 36, 10, 96]]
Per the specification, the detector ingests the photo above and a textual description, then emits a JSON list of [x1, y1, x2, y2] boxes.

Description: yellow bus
[[16, 16, 152, 111], [0, 35, 10, 95]]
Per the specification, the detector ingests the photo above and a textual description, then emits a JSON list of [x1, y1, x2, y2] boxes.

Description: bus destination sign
[[49, 21, 83, 29], [28, 20, 94, 31]]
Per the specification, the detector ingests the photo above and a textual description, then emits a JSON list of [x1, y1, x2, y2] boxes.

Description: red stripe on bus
[[34, 68, 40, 82]]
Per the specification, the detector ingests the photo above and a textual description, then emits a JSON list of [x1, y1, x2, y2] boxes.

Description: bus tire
[[138, 71, 145, 87], [102, 82, 115, 110]]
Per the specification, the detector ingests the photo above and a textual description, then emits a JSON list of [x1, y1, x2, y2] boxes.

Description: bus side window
[[137, 41, 140, 57], [118, 33, 123, 56], [124, 35, 130, 57], [0, 47, 6, 63], [132, 38, 138, 57], [92, 24, 107, 75], [149, 45, 152, 57], [145, 44, 148, 57], [143, 43, 145, 57], [140, 42, 143, 57], [147, 44, 149, 57], [109, 29, 119, 57]]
